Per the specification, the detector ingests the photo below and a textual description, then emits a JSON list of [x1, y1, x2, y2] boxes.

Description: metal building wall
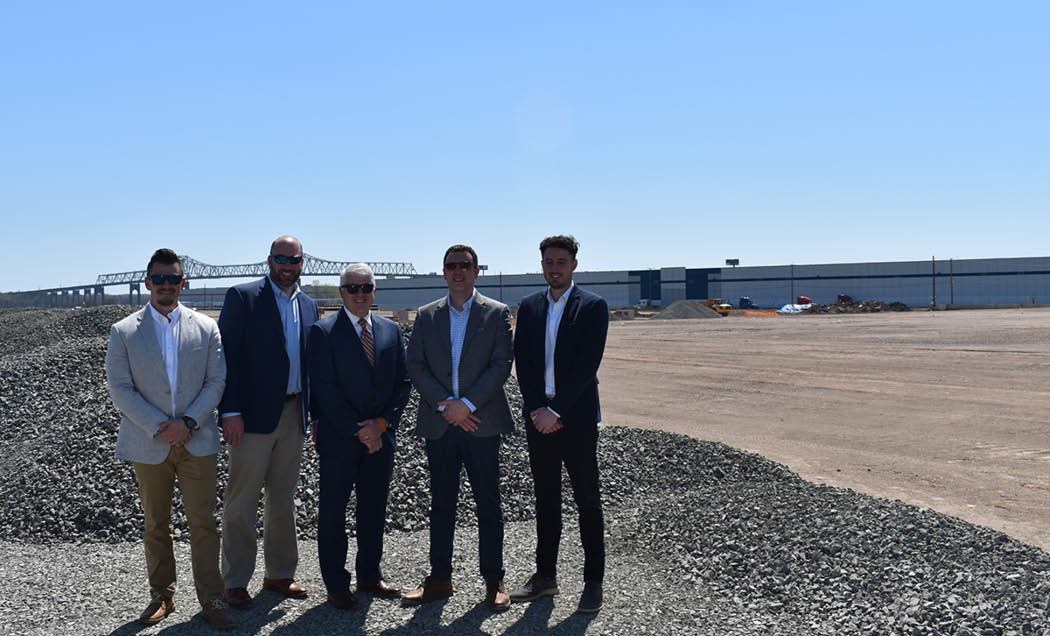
[[716, 257, 1050, 308]]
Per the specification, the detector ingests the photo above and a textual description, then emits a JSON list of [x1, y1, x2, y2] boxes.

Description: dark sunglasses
[[149, 274, 183, 285], [341, 283, 375, 294], [443, 261, 475, 271], [271, 254, 303, 265]]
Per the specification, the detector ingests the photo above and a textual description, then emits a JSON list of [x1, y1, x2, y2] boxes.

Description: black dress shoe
[[357, 579, 401, 599], [576, 580, 603, 613], [327, 589, 359, 610], [510, 572, 559, 602]]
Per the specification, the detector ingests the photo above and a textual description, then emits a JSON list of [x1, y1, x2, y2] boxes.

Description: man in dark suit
[[308, 262, 411, 610], [218, 235, 319, 608], [401, 244, 514, 611], [511, 235, 610, 614]]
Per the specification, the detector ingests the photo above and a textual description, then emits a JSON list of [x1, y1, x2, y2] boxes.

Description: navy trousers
[[425, 427, 505, 582], [317, 429, 395, 593], [526, 422, 605, 583]]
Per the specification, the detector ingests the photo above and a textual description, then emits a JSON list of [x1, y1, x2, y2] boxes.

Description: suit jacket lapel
[[133, 307, 171, 398], [260, 278, 285, 344], [556, 286, 579, 340], [435, 298, 452, 361], [460, 293, 484, 360], [175, 309, 195, 397], [336, 309, 370, 369]]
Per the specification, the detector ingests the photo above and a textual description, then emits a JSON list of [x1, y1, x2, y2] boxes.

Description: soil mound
[[653, 300, 721, 320]]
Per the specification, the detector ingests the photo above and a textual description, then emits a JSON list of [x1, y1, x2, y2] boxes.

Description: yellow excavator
[[704, 298, 733, 316]]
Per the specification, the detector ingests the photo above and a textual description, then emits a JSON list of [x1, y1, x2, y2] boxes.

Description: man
[[218, 235, 319, 608], [308, 263, 411, 609], [511, 235, 610, 613], [105, 248, 234, 629], [402, 245, 514, 611]]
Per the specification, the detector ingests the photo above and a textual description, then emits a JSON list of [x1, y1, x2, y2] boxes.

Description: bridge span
[[3, 254, 417, 307]]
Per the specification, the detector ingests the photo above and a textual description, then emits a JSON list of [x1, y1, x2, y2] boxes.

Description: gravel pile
[[1, 305, 1049, 634], [804, 300, 911, 314], [653, 300, 722, 319], [0, 305, 137, 357]]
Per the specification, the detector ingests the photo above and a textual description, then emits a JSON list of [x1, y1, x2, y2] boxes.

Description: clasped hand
[[158, 418, 191, 446], [438, 399, 481, 432], [530, 408, 563, 434], [356, 419, 385, 454]]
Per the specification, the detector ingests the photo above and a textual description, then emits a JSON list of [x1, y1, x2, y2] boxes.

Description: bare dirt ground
[[598, 308, 1050, 551]]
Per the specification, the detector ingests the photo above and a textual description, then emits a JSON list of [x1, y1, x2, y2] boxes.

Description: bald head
[[270, 235, 303, 255]]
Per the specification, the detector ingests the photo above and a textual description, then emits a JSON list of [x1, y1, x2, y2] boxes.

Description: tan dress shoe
[[357, 579, 401, 599], [138, 597, 174, 625], [263, 577, 309, 599], [401, 577, 454, 606], [485, 580, 511, 611]]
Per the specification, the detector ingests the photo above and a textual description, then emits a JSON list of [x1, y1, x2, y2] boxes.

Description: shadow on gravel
[[268, 595, 371, 634], [106, 620, 149, 636]]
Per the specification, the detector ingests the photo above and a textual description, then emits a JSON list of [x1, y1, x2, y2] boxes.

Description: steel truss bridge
[[96, 253, 416, 285], [4, 254, 417, 307]]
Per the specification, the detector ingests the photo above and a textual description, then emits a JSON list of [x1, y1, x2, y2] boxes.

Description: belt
[[285, 393, 302, 401]]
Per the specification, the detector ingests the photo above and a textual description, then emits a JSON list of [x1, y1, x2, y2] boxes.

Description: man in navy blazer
[[511, 235, 609, 614], [217, 235, 319, 608], [308, 263, 411, 610]]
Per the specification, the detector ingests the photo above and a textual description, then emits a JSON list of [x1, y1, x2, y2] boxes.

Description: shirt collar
[[447, 290, 476, 314], [147, 302, 181, 325], [546, 281, 574, 306], [268, 275, 300, 301], [343, 307, 371, 326]]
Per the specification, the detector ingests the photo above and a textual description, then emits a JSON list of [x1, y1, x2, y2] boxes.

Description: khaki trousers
[[221, 397, 305, 588], [133, 447, 222, 606]]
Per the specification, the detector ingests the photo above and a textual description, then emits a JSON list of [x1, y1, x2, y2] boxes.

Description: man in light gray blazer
[[401, 244, 514, 611], [105, 248, 233, 630]]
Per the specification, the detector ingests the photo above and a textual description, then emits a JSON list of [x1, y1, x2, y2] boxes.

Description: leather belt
[[285, 393, 302, 401]]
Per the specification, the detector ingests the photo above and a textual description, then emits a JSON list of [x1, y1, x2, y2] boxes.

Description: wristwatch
[[183, 416, 200, 431]]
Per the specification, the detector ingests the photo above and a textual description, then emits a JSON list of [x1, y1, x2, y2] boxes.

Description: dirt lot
[[599, 308, 1050, 551]]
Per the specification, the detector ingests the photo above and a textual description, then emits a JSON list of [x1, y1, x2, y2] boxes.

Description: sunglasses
[[443, 261, 475, 271], [271, 255, 303, 265], [149, 274, 183, 285], [341, 283, 375, 294]]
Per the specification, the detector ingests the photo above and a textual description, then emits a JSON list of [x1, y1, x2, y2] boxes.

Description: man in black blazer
[[307, 263, 411, 610], [218, 236, 319, 608], [511, 235, 609, 614], [401, 244, 514, 611]]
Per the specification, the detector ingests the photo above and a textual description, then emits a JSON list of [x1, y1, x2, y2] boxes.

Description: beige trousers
[[220, 397, 305, 588], [133, 447, 222, 606]]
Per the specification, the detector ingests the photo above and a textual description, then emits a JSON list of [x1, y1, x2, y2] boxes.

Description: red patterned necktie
[[359, 317, 375, 366]]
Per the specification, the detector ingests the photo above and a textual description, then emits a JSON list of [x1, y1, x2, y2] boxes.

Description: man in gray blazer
[[401, 244, 514, 611], [105, 248, 233, 630]]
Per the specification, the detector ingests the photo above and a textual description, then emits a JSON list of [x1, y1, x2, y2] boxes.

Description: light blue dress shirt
[[269, 277, 302, 395], [446, 292, 477, 412]]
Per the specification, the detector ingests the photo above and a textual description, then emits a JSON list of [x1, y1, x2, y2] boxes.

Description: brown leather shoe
[[485, 580, 511, 612], [137, 596, 174, 625], [327, 589, 359, 610], [201, 598, 235, 630], [263, 577, 308, 599], [400, 576, 454, 606], [357, 579, 401, 599], [224, 587, 253, 609]]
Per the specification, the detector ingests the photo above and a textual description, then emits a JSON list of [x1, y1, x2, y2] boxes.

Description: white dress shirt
[[544, 282, 573, 400], [148, 302, 181, 417]]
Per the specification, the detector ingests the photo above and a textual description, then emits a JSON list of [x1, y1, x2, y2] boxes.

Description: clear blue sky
[[3, 1, 1048, 291]]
